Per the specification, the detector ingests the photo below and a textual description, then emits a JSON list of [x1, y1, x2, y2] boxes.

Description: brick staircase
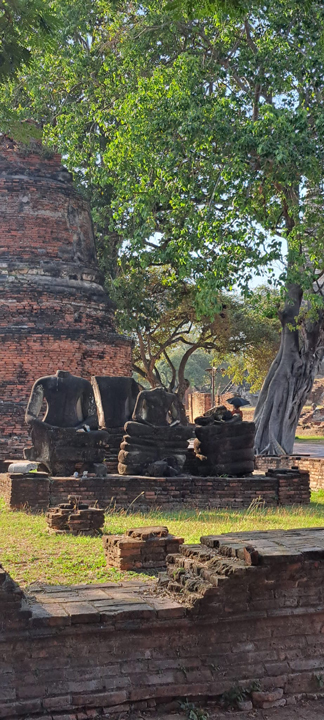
[[165, 540, 247, 606]]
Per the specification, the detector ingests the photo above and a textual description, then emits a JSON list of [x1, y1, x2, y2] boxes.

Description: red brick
[[0, 136, 132, 458]]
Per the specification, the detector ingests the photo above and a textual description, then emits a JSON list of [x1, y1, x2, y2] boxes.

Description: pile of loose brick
[[46, 496, 104, 535], [103, 525, 184, 570]]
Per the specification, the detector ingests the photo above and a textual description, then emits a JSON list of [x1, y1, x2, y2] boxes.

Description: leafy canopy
[[1, 0, 324, 320], [0, 0, 56, 80]]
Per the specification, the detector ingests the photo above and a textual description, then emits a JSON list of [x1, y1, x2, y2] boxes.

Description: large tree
[[1, 0, 324, 453]]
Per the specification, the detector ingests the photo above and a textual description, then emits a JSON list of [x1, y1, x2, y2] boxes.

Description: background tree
[[113, 268, 281, 400], [213, 288, 281, 394], [113, 266, 230, 399], [156, 347, 215, 393]]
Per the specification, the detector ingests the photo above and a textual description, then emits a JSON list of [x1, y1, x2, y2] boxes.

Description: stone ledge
[[1, 469, 309, 511], [25, 581, 185, 628]]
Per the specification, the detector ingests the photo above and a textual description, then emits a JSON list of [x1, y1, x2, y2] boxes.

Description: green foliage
[[112, 265, 280, 391], [1, 0, 324, 338], [112, 265, 231, 389], [180, 700, 209, 720], [215, 287, 281, 392], [315, 673, 324, 688], [165, 0, 253, 20], [0, 0, 57, 81], [156, 347, 213, 391], [221, 685, 248, 706], [221, 680, 261, 708]]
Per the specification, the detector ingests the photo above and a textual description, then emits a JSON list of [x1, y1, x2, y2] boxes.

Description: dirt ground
[[140, 698, 324, 720]]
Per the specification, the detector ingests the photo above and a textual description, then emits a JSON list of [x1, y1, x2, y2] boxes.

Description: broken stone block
[[46, 496, 104, 536], [103, 526, 184, 571]]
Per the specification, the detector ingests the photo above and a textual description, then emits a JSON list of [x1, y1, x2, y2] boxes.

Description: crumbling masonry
[[0, 136, 132, 457]]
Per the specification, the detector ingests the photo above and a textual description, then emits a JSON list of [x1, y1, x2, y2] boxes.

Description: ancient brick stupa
[[0, 135, 132, 458]]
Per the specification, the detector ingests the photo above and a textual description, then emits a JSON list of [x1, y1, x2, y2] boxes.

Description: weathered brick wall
[[255, 455, 324, 491], [0, 469, 310, 511], [187, 392, 237, 423], [0, 473, 50, 511], [188, 392, 212, 423], [0, 136, 132, 457], [2, 529, 324, 717]]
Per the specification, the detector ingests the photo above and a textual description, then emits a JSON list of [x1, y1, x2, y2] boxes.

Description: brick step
[[165, 543, 247, 604], [179, 543, 245, 574]]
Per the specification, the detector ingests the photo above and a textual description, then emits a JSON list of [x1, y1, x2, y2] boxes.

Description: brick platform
[[0, 471, 50, 510], [103, 526, 184, 570], [0, 467, 310, 511], [3, 528, 324, 717], [0, 136, 131, 458], [255, 454, 324, 491]]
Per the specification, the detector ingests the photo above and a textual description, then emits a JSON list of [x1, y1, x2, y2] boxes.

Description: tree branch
[[163, 350, 177, 392], [244, 20, 258, 54]]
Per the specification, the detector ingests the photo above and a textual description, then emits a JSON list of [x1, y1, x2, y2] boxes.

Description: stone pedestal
[[46, 496, 104, 535], [24, 422, 109, 476], [118, 421, 192, 476], [194, 421, 255, 476], [92, 376, 139, 473], [102, 427, 124, 473], [103, 526, 184, 571]]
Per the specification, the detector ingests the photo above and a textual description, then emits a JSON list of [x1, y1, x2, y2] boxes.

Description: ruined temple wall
[[255, 455, 324, 491], [0, 469, 310, 511], [0, 333, 131, 457], [187, 392, 212, 423], [0, 137, 132, 456], [2, 533, 324, 717]]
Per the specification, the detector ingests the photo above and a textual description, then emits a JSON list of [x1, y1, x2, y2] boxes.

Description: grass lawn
[[295, 436, 324, 442], [2, 493, 324, 588]]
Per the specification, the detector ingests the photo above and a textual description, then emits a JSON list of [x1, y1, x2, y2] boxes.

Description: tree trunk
[[254, 284, 324, 455]]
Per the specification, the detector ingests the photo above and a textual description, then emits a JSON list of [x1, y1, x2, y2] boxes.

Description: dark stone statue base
[[24, 421, 109, 476], [194, 421, 255, 476], [104, 426, 124, 473], [118, 421, 192, 476]]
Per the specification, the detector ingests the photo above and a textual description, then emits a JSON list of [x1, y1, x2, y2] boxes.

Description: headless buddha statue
[[25, 370, 98, 429], [132, 387, 181, 427], [118, 387, 192, 476], [24, 370, 108, 475]]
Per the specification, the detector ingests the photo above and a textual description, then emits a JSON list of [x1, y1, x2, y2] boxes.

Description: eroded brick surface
[[0, 137, 131, 458], [103, 526, 184, 570], [0, 468, 310, 511], [2, 529, 324, 718]]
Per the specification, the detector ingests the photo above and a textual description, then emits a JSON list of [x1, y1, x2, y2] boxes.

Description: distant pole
[[211, 369, 215, 407], [206, 367, 216, 407]]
